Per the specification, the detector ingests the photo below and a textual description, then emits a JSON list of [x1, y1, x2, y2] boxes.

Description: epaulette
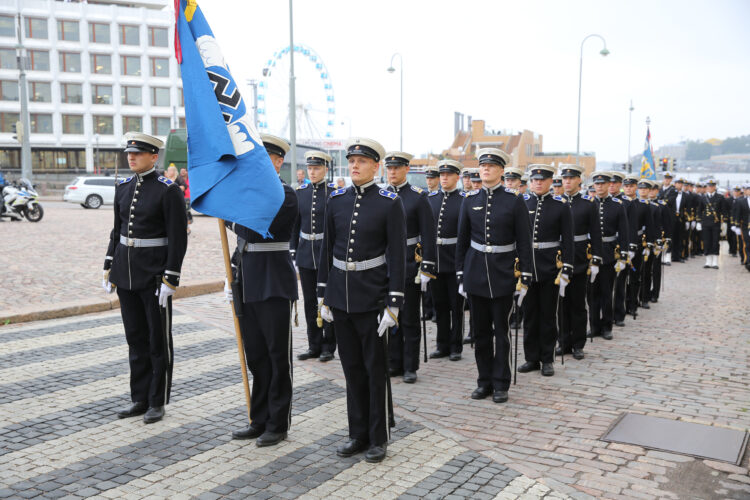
[[612, 197, 622, 204], [621, 195, 632, 201], [118, 176, 133, 185], [327, 182, 336, 189], [582, 194, 594, 202], [658, 200, 666, 205], [460, 191, 467, 197], [553, 195, 567, 203], [297, 183, 309, 190], [157, 175, 173, 186], [330, 188, 346, 198], [379, 189, 398, 200], [466, 189, 480, 196], [638, 198, 649, 204], [411, 185, 424, 194], [428, 190, 439, 197], [523, 193, 530, 200], [504, 188, 516, 194]]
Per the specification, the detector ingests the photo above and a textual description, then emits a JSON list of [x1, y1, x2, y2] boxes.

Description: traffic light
[[12, 120, 22, 144], [660, 157, 668, 171], [672, 159, 677, 171]]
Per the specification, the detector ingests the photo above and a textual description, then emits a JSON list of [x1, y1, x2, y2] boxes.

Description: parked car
[[63, 176, 117, 209]]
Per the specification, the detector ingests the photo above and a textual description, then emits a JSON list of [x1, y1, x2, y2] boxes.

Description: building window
[[0, 48, 14, 69], [31, 149, 86, 171], [122, 116, 142, 132], [178, 117, 186, 129], [62, 114, 83, 134], [0, 80, 17, 101], [533, 144, 539, 154], [90, 53, 111, 74], [89, 22, 110, 44], [61, 83, 82, 103], [178, 87, 184, 106], [0, 15, 14, 37], [151, 87, 170, 107], [526, 144, 531, 156], [151, 117, 170, 136], [0, 112, 19, 132], [30, 113, 53, 134], [29, 50, 50, 71], [150, 57, 169, 77], [29, 82, 51, 102], [91, 84, 113, 105], [25, 18, 47, 39], [59, 52, 81, 73], [121, 85, 142, 105], [94, 115, 114, 135], [119, 25, 139, 45], [57, 20, 79, 41], [120, 55, 141, 76], [148, 26, 168, 47]]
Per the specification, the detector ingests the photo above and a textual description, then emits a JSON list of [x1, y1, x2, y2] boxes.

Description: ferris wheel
[[257, 44, 336, 141]]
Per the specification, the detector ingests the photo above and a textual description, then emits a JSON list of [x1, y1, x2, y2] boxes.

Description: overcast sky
[[196, 0, 750, 163]]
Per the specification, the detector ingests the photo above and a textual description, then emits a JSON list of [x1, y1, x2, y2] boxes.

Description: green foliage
[[685, 134, 750, 160]]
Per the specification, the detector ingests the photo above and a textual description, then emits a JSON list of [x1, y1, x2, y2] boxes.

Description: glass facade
[[89, 22, 110, 44], [0, 15, 14, 37], [121, 85, 142, 105], [151, 87, 169, 107], [90, 53, 111, 74], [151, 117, 170, 136], [120, 25, 139, 45], [30, 113, 53, 134], [61, 83, 83, 103], [150, 57, 169, 77], [91, 84, 113, 105], [30, 82, 51, 102], [59, 52, 81, 72], [0, 112, 19, 132], [0, 80, 18, 101], [149, 26, 168, 47], [25, 18, 47, 39], [62, 114, 83, 134], [122, 116, 142, 133], [93, 115, 114, 135], [0, 48, 14, 69], [120, 55, 141, 76], [31, 149, 87, 171], [57, 20, 79, 41], [29, 50, 50, 71]]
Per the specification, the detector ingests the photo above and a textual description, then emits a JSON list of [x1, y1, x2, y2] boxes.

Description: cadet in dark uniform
[[610, 171, 633, 326], [648, 181, 672, 301], [317, 137, 406, 463], [697, 179, 722, 269], [588, 172, 629, 340], [384, 151, 436, 384], [519, 175, 528, 195], [103, 133, 187, 424], [291, 151, 337, 362], [625, 175, 656, 314], [557, 164, 602, 360], [636, 179, 658, 308], [503, 166, 525, 330], [671, 178, 689, 262], [422, 166, 440, 322], [552, 174, 564, 196], [469, 168, 483, 191], [658, 172, 678, 265], [427, 159, 466, 361], [518, 164, 574, 377], [456, 148, 532, 402], [727, 186, 742, 257], [425, 165, 440, 194], [227, 134, 298, 447]]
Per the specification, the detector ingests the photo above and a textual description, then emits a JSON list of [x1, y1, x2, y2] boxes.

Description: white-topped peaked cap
[[345, 137, 386, 162], [305, 150, 332, 166], [124, 132, 164, 154], [437, 159, 463, 174], [260, 134, 291, 157], [477, 148, 510, 167], [384, 151, 414, 166]]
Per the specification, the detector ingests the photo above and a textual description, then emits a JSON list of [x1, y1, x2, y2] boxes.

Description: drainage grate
[[602, 413, 749, 465]]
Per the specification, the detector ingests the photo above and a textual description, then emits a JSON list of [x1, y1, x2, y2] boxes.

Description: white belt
[[406, 236, 421, 246], [602, 235, 618, 242], [436, 237, 457, 245], [120, 235, 168, 247], [470, 240, 516, 254], [533, 241, 560, 249], [243, 241, 290, 252], [300, 231, 324, 241], [333, 255, 386, 271], [574, 234, 589, 242]]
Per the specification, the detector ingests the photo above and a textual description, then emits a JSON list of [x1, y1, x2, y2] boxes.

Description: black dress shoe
[[337, 438, 368, 457], [403, 371, 417, 384], [518, 361, 540, 373], [388, 367, 403, 377], [256, 431, 287, 447], [429, 350, 449, 359], [297, 350, 320, 361], [117, 401, 148, 419], [614, 320, 626, 327], [319, 352, 334, 362], [602, 330, 613, 340], [555, 346, 571, 356], [492, 390, 508, 403], [421, 312, 435, 322], [587, 331, 600, 339], [541, 362, 555, 377], [462, 336, 473, 344], [365, 444, 387, 463], [143, 406, 164, 424], [471, 386, 492, 399], [449, 352, 462, 361], [572, 348, 584, 360], [641, 302, 650, 309], [232, 425, 264, 440]]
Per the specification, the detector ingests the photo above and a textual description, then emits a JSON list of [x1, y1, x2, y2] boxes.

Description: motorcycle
[[1, 178, 44, 222]]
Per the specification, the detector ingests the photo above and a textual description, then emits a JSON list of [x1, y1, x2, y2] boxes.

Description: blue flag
[[176, 0, 283, 237], [640, 127, 656, 180]]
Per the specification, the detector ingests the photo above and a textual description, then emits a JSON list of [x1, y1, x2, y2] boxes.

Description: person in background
[[296, 168, 309, 189], [179, 168, 193, 234], [425, 166, 440, 193], [336, 177, 346, 189]]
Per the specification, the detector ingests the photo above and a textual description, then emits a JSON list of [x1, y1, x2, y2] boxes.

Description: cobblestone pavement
[[0, 201, 225, 315], [1, 246, 749, 499]]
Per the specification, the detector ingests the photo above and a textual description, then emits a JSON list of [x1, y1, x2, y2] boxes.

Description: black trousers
[[117, 286, 173, 407], [651, 254, 662, 301], [299, 267, 336, 355], [423, 281, 435, 318], [614, 264, 628, 322], [238, 298, 293, 434], [431, 272, 463, 354], [740, 231, 749, 265], [626, 254, 643, 313], [692, 228, 703, 256], [389, 281, 421, 372], [522, 278, 559, 364], [727, 227, 737, 255], [333, 308, 389, 446], [641, 254, 653, 304], [702, 223, 720, 255], [672, 220, 685, 260], [589, 263, 615, 335], [470, 294, 513, 391], [560, 272, 588, 351]]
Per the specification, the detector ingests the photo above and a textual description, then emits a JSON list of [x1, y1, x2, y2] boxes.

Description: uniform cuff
[[163, 270, 180, 288], [387, 291, 404, 308]]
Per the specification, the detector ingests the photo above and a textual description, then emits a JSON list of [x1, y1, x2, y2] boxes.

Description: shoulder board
[[460, 191, 467, 197], [379, 189, 398, 200], [410, 185, 424, 194], [621, 195, 631, 201], [428, 190, 439, 197], [466, 189, 480, 196], [523, 193, 530, 200], [504, 187, 516, 194], [330, 188, 346, 198], [612, 197, 622, 204], [327, 182, 336, 189], [553, 195, 567, 203], [638, 198, 649, 204], [297, 183, 309, 190], [658, 200, 666, 205], [157, 175, 173, 186], [582, 194, 594, 202], [118, 176, 133, 185]]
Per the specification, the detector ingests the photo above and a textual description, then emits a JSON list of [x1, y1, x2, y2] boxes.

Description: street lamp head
[[387, 66, 395, 73], [600, 47, 610, 57]]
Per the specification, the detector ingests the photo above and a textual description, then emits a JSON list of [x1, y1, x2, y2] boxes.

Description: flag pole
[[218, 219, 252, 422]]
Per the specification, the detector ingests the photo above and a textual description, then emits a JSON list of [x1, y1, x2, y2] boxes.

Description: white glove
[[156, 283, 175, 308], [420, 273, 430, 292], [685, 222, 690, 230], [643, 248, 650, 258], [558, 274, 569, 297], [102, 270, 115, 294], [317, 297, 334, 323], [733, 227, 741, 235], [458, 283, 467, 298], [614, 260, 626, 274], [654, 246, 661, 257], [589, 265, 599, 283], [691, 221, 696, 229], [627, 251, 635, 261], [721, 223, 727, 237], [696, 222, 702, 231], [223, 278, 233, 303], [516, 283, 528, 307], [377, 307, 399, 336]]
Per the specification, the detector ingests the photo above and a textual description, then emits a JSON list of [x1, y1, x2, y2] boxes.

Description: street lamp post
[[627, 100, 634, 173], [387, 53, 403, 150], [15, 9, 32, 181], [288, 0, 297, 179], [575, 34, 609, 166], [94, 134, 100, 174]]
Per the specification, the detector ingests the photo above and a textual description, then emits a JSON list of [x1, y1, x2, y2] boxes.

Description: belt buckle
[[485, 245, 492, 253], [127, 238, 135, 247], [437, 237, 443, 245], [346, 262, 356, 271], [533, 243, 539, 249]]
